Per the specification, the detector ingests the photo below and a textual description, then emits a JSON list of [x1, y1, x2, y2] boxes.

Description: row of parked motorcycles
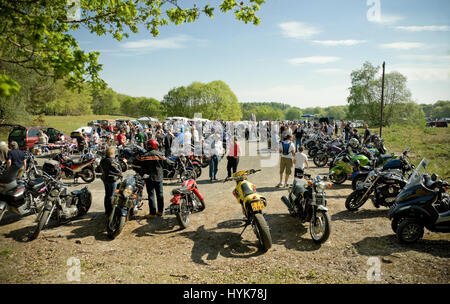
[[302, 129, 450, 243]]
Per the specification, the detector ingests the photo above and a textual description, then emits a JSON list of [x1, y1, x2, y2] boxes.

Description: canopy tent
[[302, 114, 315, 118]]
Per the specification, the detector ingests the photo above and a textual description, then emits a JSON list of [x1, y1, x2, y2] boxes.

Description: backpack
[[281, 142, 291, 156]]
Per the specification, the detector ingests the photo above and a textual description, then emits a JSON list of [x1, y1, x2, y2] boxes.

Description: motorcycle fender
[[170, 195, 181, 205], [390, 205, 432, 222], [120, 208, 128, 217], [317, 205, 328, 212], [44, 203, 53, 211], [330, 167, 341, 176], [0, 201, 6, 211]]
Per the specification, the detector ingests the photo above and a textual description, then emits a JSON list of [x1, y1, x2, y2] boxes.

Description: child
[[293, 146, 309, 177]]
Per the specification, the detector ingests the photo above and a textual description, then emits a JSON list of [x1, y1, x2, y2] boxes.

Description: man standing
[[135, 140, 174, 219], [277, 135, 295, 187], [164, 129, 174, 157], [293, 124, 304, 152], [226, 136, 241, 178], [209, 134, 223, 182], [100, 147, 122, 217], [0, 141, 26, 182], [363, 124, 371, 145]]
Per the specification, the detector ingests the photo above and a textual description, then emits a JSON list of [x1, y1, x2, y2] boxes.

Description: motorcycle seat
[[0, 180, 18, 192], [241, 183, 255, 197], [71, 189, 85, 196], [172, 187, 190, 195], [28, 177, 44, 187]]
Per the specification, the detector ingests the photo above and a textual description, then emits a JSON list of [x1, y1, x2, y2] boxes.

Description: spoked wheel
[[396, 218, 424, 244], [308, 148, 318, 158], [310, 210, 331, 244], [31, 208, 51, 240], [176, 197, 191, 229], [313, 154, 328, 168], [0, 208, 7, 223], [352, 175, 367, 190], [193, 164, 202, 178], [252, 213, 272, 252], [80, 167, 95, 183], [345, 190, 368, 211]]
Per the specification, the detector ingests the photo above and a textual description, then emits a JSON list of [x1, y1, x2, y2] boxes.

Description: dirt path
[[1, 144, 449, 284]]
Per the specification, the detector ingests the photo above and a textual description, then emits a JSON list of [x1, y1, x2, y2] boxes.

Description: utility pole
[[380, 61, 385, 137]]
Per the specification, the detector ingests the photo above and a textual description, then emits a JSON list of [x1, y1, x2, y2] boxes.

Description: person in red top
[[226, 136, 241, 178], [117, 130, 126, 147]]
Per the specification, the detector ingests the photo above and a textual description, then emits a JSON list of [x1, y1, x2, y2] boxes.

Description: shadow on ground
[[332, 209, 388, 222]]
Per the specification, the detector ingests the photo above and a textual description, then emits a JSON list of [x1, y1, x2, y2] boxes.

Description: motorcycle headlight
[[50, 189, 59, 197], [122, 186, 133, 198], [317, 182, 326, 190]]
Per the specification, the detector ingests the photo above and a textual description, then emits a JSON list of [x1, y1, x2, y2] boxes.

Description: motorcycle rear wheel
[[313, 154, 328, 168], [176, 197, 191, 229], [193, 164, 202, 178], [396, 218, 424, 244], [80, 167, 95, 183], [310, 210, 331, 244], [253, 213, 272, 252], [345, 190, 368, 211]]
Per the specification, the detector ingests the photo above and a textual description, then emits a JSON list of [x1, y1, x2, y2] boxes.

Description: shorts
[[280, 157, 293, 175]]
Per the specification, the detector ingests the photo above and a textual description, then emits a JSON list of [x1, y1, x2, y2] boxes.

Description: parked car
[[0, 124, 40, 150], [87, 120, 102, 127], [426, 120, 448, 128], [39, 127, 68, 143]]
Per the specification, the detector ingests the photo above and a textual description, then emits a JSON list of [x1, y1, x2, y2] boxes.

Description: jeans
[[226, 156, 239, 178], [103, 181, 117, 216], [209, 155, 220, 179], [295, 138, 302, 152], [146, 180, 164, 215]]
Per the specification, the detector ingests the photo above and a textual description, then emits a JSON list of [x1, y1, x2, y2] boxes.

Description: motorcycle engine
[[59, 198, 78, 218], [377, 184, 402, 204]]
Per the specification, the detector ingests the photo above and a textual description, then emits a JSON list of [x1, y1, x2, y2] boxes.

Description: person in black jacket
[[164, 129, 173, 157], [100, 147, 122, 217], [135, 139, 174, 219]]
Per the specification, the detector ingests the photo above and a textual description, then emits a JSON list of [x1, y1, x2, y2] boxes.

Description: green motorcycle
[[329, 154, 370, 185]]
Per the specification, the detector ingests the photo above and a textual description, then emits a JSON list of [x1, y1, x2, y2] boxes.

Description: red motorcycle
[[167, 179, 205, 228], [52, 152, 96, 183]]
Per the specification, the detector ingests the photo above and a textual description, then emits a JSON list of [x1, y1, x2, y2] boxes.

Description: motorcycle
[[167, 178, 206, 228], [106, 170, 146, 239], [345, 158, 413, 211], [224, 169, 272, 252], [163, 155, 197, 182], [281, 172, 332, 244], [349, 148, 409, 190], [32, 175, 92, 239], [313, 141, 344, 168], [52, 151, 96, 183], [117, 144, 147, 172], [329, 154, 370, 185], [388, 159, 450, 243]]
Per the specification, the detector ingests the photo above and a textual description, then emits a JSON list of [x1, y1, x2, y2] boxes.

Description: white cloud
[[370, 14, 404, 24], [396, 25, 450, 32], [236, 84, 349, 107], [122, 35, 191, 51], [288, 56, 341, 65], [279, 22, 320, 39], [312, 40, 367, 46], [397, 55, 450, 62], [380, 42, 425, 50], [314, 68, 346, 74], [390, 65, 450, 82]]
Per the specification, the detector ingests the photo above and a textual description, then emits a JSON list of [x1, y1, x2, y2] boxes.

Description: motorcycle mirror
[[432, 174, 438, 181]]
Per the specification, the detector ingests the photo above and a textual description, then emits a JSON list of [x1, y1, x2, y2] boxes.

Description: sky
[[75, 0, 450, 108]]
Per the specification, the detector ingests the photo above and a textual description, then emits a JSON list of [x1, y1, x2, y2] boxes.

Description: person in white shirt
[[278, 135, 295, 187], [293, 146, 309, 177], [209, 134, 223, 182]]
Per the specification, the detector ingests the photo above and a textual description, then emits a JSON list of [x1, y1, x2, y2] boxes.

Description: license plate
[[251, 201, 265, 211]]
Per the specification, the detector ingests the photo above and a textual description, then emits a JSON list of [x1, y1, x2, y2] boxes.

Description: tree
[[91, 87, 120, 115], [284, 107, 303, 120], [431, 100, 450, 119], [139, 97, 163, 119], [0, 0, 267, 96]]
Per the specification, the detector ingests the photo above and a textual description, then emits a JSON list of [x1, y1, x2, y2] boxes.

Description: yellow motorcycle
[[224, 169, 272, 252]]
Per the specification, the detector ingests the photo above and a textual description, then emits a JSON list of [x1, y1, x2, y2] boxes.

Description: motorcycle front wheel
[[0, 208, 7, 223], [106, 208, 126, 239], [345, 190, 368, 211], [308, 148, 318, 158], [31, 209, 51, 240], [310, 210, 331, 244], [253, 213, 272, 252], [176, 197, 191, 229], [80, 167, 95, 183], [331, 172, 347, 185]]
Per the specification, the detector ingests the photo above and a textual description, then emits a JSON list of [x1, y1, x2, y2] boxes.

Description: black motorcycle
[[106, 171, 146, 239], [163, 155, 196, 181], [116, 144, 147, 172], [32, 175, 92, 239], [388, 159, 450, 243], [281, 172, 332, 244], [345, 164, 412, 212]]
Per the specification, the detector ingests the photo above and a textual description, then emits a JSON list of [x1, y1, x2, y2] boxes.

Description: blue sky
[[75, 0, 450, 108]]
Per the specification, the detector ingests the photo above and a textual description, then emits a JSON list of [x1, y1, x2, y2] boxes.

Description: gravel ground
[[0, 142, 449, 284]]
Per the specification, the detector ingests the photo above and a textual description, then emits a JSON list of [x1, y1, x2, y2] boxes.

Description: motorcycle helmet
[[349, 138, 359, 149], [146, 139, 159, 151]]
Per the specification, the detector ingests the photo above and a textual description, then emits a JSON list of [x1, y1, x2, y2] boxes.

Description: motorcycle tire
[[313, 154, 328, 168], [331, 172, 347, 185], [396, 218, 424, 244], [253, 213, 272, 252], [345, 190, 368, 211], [31, 209, 51, 240], [310, 210, 331, 244], [176, 197, 190, 229], [106, 209, 126, 240], [0, 208, 6, 223], [80, 167, 95, 183], [193, 164, 202, 178], [308, 148, 318, 158], [351, 175, 367, 190]]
